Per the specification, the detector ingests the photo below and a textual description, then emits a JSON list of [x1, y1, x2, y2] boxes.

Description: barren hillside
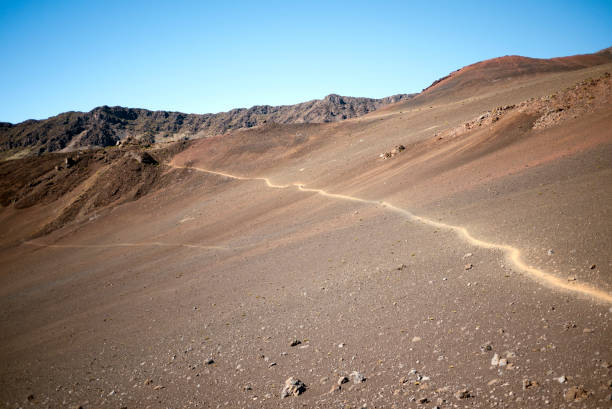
[[0, 93, 412, 158], [1, 49, 611, 408]]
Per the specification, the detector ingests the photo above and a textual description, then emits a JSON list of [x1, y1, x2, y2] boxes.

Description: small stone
[[491, 353, 500, 366], [280, 377, 306, 398], [567, 276, 577, 281], [153, 385, 164, 390], [268, 362, 277, 367], [522, 379, 538, 389], [454, 389, 471, 399], [338, 343, 345, 348], [555, 375, 567, 384], [480, 344, 492, 352], [590, 264, 596, 269], [547, 249, 554, 256], [464, 264, 473, 270], [583, 328, 594, 333], [399, 376, 408, 384], [144, 379, 153, 385], [564, 386, 590, 402], [205, 357, 214, 365], [397, 264, 406, 270], [463, 253, 473, 258], [319, 377, 329, 384], [65, 157, 76, 168], [243, 385, 252, 391], [350, 371, 366, 384], [328, 384, 341, 394], [418, 397, 429, 404], [337, 376, 349, 385], [290, 340, 301, 347], [499, 358, 508, 367], [412, 336, 422, 342], [27, 394, 35, 401]]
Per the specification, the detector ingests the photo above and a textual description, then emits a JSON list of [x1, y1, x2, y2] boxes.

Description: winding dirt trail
[[170, 162, 612, 305]]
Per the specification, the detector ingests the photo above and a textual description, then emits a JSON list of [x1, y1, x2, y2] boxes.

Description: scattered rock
[[522, 379, 538, 390], [463, 253, 473, 258], [567, 276, 577, 281], [563, 322, 577, 330], [128, 151, 158, 165], [290, 340, 301, 347], [268, 362, 277, 367], [205, 357, 215, 365], [350, 371, 366, 384], [564, 386, 590, 402], [555, 375, 567, 384], [243, 385, 253, 391], [464, 264, 473, 270], [379, 145, 406, 160], [65, 157, 76, 168], [328, 384, 341, 394], [27, 394, 35, 401], [547, 249, 554, 256], [491, 353, 500, 366], [280, 377, 306, 398], [412, 336, 422, 342], [418, 397, 429, 404], [589, 264, 596, 269], [153, 385, 164, 390], [337, 376, 349, 385], [480, 344, 492, 352], [396, 264, 406, 270], [454, 389, 471, 399], [583, 328, 594, 333]]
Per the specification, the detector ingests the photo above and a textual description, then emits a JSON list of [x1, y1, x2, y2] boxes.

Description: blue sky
[[0, 0, 611, 123]]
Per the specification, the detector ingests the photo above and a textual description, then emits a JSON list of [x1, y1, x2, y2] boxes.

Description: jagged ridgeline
[[0, 93, 413, 157]]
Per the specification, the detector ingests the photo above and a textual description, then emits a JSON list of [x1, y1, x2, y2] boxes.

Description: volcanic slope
[[1, 54, 612, 408]]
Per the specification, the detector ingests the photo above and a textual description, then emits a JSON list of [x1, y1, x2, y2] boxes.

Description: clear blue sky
[[1, 0, 611, 124]]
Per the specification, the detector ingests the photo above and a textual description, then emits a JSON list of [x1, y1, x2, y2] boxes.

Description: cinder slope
[[420, 46, 612, 100]]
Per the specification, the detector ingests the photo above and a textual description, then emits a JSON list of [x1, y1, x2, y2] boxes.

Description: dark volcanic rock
[[0, 93, 414, 156]]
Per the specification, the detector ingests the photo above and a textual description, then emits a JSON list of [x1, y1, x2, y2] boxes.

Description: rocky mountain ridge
[[0, 93, 413, 158]]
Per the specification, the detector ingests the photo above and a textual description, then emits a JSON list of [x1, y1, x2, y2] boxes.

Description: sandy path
[[169, 162, 612, 305]]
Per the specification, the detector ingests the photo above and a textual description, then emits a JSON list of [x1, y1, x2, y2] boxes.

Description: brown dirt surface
[[1, 52, 611, 408]]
